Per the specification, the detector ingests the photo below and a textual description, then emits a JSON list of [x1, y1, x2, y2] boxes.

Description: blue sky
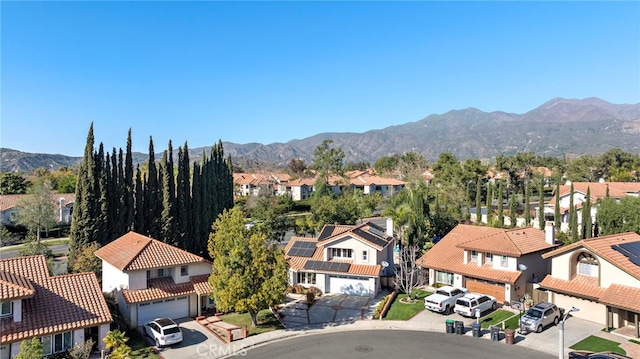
[[2, 1, 639, 157]]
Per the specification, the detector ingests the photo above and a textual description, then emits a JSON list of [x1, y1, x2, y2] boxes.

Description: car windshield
[[163, 327, 181, 334], [456, 299, 469, 306], [435, 290, 450, 296], [526, 309, 543, 318]]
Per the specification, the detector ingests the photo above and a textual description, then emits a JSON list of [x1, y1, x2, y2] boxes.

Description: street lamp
[[559, 306, 579, 359]]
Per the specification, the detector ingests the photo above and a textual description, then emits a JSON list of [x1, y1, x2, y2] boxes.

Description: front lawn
[[220, 309, 284, 336], [383, 289, 431, 321], [570, 335, 626, 354], [479, 309, 520, 329], [127, 329, 161, 358]]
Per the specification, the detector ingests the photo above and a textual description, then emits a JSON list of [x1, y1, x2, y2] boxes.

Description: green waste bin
[[446, 319, 455, 334]]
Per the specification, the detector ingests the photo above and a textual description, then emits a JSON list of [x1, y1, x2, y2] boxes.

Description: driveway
[[141, 317, 230, 359], [279, 293, 383, 328]]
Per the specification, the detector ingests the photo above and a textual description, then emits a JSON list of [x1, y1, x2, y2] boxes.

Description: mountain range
[[2, 97, 639, 173]]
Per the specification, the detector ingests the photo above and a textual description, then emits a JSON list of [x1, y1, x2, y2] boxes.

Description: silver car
[[518, 302, 560, 333]]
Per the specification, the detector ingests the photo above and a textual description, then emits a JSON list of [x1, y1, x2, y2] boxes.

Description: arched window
[[577, 252, 598, 276]]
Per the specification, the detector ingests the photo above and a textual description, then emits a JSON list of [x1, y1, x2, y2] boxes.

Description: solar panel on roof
[[612, 242, 640, 266], [303, 260, 351, 273], [287, 241, 316, 257]]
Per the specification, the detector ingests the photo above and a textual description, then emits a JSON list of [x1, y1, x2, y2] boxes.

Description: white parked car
[[424, 286, 468, 314], [454, 293, 497, 317], [144, 318, 183, 347]]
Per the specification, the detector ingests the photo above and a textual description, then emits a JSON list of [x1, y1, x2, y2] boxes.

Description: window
[[577, 252, 598, 276], [501, 255, 508, 267], [181, 265, 189, 276], [362, 250, 368, 262], [42, 336, 52, 355], [54, 332, 72, 353], [1, 302, 11, 317], [296, 272, 316, 285], [330, 248, 353, 259], [471, 250, 478, 262], [146, 270, 151, 279], [436, 271, 454, 285], [486, 253, 493, 263], [157, 268, 165, 277]]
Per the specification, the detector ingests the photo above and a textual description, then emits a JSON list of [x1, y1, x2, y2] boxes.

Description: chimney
[[386, 218, 393, 237], [545, 221, 555, 245]]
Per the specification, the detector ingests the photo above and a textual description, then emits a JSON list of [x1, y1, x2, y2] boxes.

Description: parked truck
[[424, 286, 468, 314]]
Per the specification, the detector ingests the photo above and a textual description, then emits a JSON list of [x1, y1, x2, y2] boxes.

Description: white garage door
[[329, 276, 372, 296], [137, 296, 189, 326]]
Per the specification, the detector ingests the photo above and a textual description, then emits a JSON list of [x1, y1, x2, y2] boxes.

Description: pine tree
[[538, 179, 545, 230], [475, 177, 482, 224]]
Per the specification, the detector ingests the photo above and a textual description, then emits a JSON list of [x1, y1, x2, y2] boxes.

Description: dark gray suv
[[518, 302, 560, 333]]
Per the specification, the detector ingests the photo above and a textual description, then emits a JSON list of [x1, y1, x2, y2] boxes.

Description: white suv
[[424, 286, 468, 314], [454, 293, 496, 317], [145, 318, 183, 347]]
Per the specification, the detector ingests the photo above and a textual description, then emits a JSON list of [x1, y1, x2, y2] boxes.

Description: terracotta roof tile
[[0, 193, 75, 212], [122, 277, 195, 303], [0, 272, 35, 301], [190, 274, 212, 296], [0, 256, 112, 344], [95, 231, 207, 271], [599, 284, 640, 313], [458, 226, 557, 257], [542, 232, 640, 281], [539, 274, 606, 300], [556, 182, 640, 200]]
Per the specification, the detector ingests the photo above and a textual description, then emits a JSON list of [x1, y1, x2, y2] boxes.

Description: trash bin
[[504, 328, 515, 344], [455, 321, 464, 335], [490, 326, 500, 341], [472, 323, 482, 338], [445, 319, 455, 334]]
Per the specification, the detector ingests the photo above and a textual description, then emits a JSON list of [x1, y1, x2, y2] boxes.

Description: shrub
[[373, 294, 391, 319]]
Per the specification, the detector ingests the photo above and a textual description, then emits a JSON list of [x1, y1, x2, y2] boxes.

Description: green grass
[[127, 329, 161, 358], [479, 310, 520, 329], [629, 339, 640, 345], [220, 309, 284, 336], [382, 289, 431, 321], [0, 238, 69, 252], [570, 335, 626, 354]]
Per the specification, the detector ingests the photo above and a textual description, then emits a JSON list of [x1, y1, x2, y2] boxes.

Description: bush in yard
[[373, 294, 391, 319]]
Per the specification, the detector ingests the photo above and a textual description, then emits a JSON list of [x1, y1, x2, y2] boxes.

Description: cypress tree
[[115, 148, 126, 237], [176, 143, 192, 249], [123, 129, 135, 231], [497, 181, 504, 228], [146, 137, 161, 238], [485, 183, 493, 225], [538, 179, 545, 230], [70, 124, 97, 264], [191, 161, 202, 254], [582, 187, 592, 239], [95, 144, 109, 245], [134, 165, 146, 233], [508, 191, 517, 228], [569, 182, 578, 242], [160, 147, 178, 245], [475, 177, 482, 224], [554, 181, 561, 231], [524, 180, 531, 226]]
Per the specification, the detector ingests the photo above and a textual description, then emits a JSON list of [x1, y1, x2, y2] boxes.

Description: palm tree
[[103, 329, 129, 351]]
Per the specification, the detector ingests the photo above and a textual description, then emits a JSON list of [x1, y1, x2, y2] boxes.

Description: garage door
[[137, 296, 189, 326], [329, 276, 372, 296], [465, 279, 505, 303]]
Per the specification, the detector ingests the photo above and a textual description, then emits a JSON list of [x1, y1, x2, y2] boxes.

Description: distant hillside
[[2, 97, 639, 173]]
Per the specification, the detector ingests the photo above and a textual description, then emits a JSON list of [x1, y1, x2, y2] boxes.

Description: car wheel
[[155, 338, 160, 348], [554, 316, 559, 325], [445, 305, 451, 315], [536, 325, 543, 333], [491, 302, 497, 310]]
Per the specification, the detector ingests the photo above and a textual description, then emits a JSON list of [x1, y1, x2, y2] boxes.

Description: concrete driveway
[[141, 317, 229, 359], [279, 293, 383, 328]]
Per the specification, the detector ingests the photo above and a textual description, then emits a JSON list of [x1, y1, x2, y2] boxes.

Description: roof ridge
[[121, 233, 153, 270], [149, 237, 206, 261]]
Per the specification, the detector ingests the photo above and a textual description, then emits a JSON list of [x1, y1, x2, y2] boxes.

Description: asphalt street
[[240, 330, 555, 359]]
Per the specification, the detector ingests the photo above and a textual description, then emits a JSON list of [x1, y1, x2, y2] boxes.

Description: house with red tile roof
[[94, 231, 214, 327], [542, 181, 640, 233], [285, 220, 395, 297], [417, 223, 559, 304], [538, 232, 640, 337], [275, 172, 405, 201], [0, 255, 112, 358], [0, 193, 75, 225]]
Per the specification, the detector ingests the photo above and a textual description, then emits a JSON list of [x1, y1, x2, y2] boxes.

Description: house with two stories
[[0, 193, 75, 226], [0, 255, 112, 358], [538, 232, 640, 337], [95, 231, 214, 328], [285, 220, 395, 297], [417, 223, 559, 304]]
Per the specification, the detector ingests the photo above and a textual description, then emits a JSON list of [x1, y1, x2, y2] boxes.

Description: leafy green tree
[[68, 242, 102, 278], [0, 172, 29, 194], [596, 196, 640, 236], [311, 139, 345, 185], [68, 338, 95, 359], [15, 338, 43, 359], [249, 195, 293, 243], [287, 158, 307, 177], [103, 329, 128, 351], [399, 152, 428, 180], [208, 207, 288, 326], [374, 155, 400, 175], [508, 192, 518, 228], [16, 180, 57, 242]]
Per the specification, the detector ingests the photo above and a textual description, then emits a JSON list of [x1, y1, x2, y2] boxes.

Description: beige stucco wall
[[551, 249, 639, 287], [552, 292, 606, 325], [324, 236, 379, 264]]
